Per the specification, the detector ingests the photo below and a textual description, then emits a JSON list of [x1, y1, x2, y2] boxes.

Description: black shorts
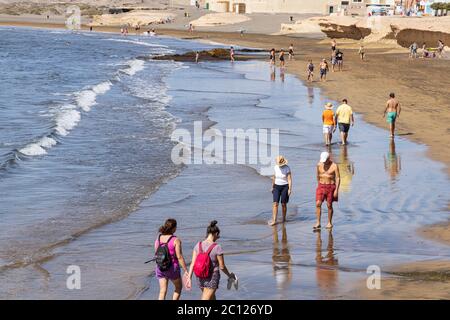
[[273, 184, 289, 204], [339, 123, 350, 133]]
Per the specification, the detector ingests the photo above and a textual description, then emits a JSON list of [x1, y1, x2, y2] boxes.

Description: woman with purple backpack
[[154, 219, 189, 300], [186, 221, 237, 300]]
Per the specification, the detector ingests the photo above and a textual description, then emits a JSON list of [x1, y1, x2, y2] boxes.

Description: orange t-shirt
[[322, 110, 335, 126]]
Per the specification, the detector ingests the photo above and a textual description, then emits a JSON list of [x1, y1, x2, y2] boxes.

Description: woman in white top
[[269, 156, 292, 226]]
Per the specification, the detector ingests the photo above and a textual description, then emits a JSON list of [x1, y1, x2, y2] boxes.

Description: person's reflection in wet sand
[[272, 225, 292, 293], [280, 69, 285, 83], [336, 145, 355, 193], [315, 230, 339, 298], [384, 139, 401, 180], [270, 66, 276, 82], [307, 87, 314, 106]]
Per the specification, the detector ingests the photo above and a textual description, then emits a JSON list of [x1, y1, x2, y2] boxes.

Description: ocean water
[[0, 27, 449, 300]]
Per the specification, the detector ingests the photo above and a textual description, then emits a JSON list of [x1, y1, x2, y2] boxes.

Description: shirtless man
[[383, 93, 401, 138], [315, 152, 340, 230]]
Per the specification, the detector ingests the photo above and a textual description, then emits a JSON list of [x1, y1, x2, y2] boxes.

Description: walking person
[[187, 221, 236, 300], [288, 44, 294, 60], [334, 99, 354, 145], [269, 156, 292, 226], [331, 50, 337, 72], [437, 40, 445, 58], [307, 60, 314, 82], [383, 92, 401, 138], [358, 45, 365, 60], [154, 219, 189, 300], [279, 49, 286, 68], [409, 42, 418, 59], [269, 48, 276, 65], [314, 152, 340, 230], [336, 50, 344, 71], [322, 103, 335, 146], [320, 59, 329, 82]]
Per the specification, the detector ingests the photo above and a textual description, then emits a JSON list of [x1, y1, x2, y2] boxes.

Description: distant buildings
[[196, 0, 402, 15]]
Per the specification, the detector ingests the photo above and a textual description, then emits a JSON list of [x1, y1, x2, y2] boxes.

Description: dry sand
[[190, 12, 251, 27]]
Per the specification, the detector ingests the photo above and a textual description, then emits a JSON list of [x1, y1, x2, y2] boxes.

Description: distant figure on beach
[[187, 221, 236, 300], [195, 51, 200, 63], [437, 40, 445, 58], [335, 99, 354, 145], [358, 45, 365, 60], [270, 156, 292, 226], [336, 50, 344, 71], [307, 60, 314, 82], [279, 49, 286, 68], [320, 59, 329, 82], [315, 152, 340, 230], [322, 103, 335, 146], [383, 93, 401, 138], [154, 219, 189, 300], [409, 42, 418, 59], [270, 48, 276, 65], [188, 24, 194, 33], [288, 44, 294, 60], [230, 46, 235, 62], [331, 39, 337, 52], [89, 26, 93, 32]]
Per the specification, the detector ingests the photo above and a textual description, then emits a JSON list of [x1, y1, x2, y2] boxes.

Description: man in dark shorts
[[334, 99, 354, 145]]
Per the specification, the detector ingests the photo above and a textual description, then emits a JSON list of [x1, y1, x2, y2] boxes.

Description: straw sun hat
[[276, 155, 288, 167], [325, 102, 334, 110]]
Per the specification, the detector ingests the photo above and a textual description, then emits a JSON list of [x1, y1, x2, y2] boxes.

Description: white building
[[201, 0, 398, 15]]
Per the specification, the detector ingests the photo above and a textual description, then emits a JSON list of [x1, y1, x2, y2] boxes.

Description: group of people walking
[[154, 219, 237, 300], [409, 40, 445, 59], [269, 44, 295, 68]]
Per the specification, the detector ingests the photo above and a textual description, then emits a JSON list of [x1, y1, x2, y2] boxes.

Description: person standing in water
[[230, 46, 235, 62], [322, 103, 335, 146], [270, 156, 292, 226], [187, 221, 236, 300], [279, 49, 286, 68], [288, 44, 294, 60], [307, 60, 314, 82], [195, 51, 200, 63], [315, 152, 340, 230], [335, 99, 354, 145], [154, 219, 189, 300], [383, 92, 401, 138]]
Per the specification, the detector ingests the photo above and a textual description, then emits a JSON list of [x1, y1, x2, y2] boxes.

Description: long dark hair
[[159, 219, 177, 235], [206, 220, 220, 236]]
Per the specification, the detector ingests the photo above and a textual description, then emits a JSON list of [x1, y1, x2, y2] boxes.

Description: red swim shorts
[[316, 183, 338, 205]]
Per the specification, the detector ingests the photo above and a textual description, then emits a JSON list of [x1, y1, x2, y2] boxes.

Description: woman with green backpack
[[186, 220, 236, 300], [154, 219, 188, 300]]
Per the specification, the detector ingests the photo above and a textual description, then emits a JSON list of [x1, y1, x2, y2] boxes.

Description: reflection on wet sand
[[272, 225, 292, 293], [280, 68, 285, 83], [336, 146, 355, 193], [307, 87, 314, 106], [270, 67, 276, 82], [315, 230, 339, 297], [384, 139, 402, 181]]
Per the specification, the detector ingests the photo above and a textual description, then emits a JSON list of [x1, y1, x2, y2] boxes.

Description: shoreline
[[1, 20, 449, 299]]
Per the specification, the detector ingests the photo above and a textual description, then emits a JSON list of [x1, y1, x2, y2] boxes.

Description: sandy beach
[[0, 8, 449, 300]]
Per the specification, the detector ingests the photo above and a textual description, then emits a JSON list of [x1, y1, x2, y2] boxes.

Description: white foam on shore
[[19, 136, 58, 156], [104, 38, 168, 49], [76, 81, 112, 112], [55, 107, 81, 136], [120, 59, 146, 76]]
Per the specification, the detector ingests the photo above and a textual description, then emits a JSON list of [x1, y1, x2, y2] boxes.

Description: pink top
[[154, 235, 179, 268]]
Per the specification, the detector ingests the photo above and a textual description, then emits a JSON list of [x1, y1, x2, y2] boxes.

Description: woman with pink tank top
[[154, 219, 188, 300]]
